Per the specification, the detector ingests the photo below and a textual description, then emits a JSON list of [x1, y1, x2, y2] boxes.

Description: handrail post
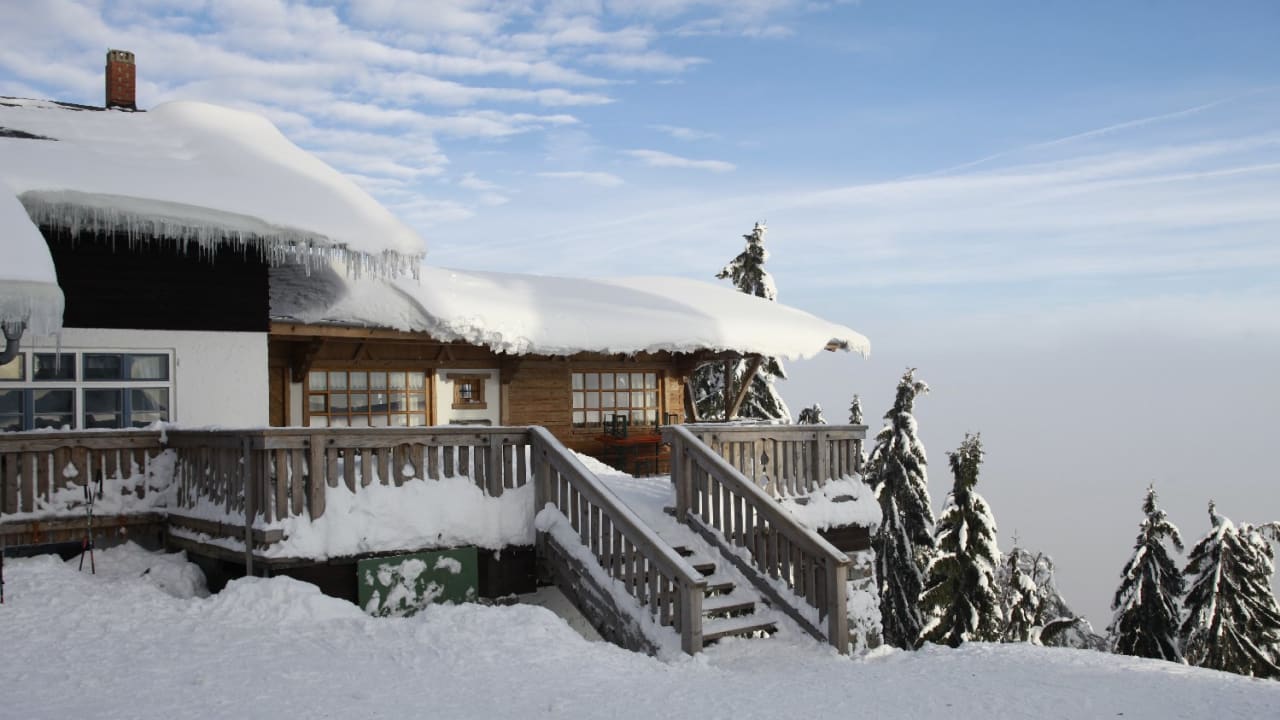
[[827, 560, 849, 654], [680, 577, 703, 654], [672, 436, 688, 521], [815, 429, 831, 485]]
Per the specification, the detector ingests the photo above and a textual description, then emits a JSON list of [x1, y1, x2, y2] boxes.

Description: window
[[306, 370, 431, 427], [448, 373, 488, 410], [572, 371, 660, 429], [0, 351, 171, 431]]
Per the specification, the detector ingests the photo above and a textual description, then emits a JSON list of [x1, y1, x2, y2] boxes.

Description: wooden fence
[[166, 427, 533, 525], [681, 424, 866, 496], [0, 431, 168, 515], [529, 426, 708, 654], [665, 424, 856, 654]]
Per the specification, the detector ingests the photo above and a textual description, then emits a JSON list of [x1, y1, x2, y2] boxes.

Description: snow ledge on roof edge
[[21, 190, 424, 279]]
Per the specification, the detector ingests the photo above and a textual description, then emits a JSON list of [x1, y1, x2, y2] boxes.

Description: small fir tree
[[867, 368, 934, 649], [848, 394, 864, 425], [691, 223, 790, 422], [796, 404, 826, 424], [1001, 543, 1041, 643], [1107, 484, 1185, 662], [1180, 504, 1280, 678], [918, 434, 1003, 647]]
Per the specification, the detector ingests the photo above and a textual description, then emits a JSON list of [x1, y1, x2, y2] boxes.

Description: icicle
[[19, 190, 423, 282]]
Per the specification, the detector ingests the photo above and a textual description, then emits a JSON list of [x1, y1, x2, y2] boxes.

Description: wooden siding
[[44, 225, 270, 332], [268, 333, 697, 463]]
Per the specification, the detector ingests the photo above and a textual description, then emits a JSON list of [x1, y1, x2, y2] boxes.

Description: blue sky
[[3, 0, 1279, 628]]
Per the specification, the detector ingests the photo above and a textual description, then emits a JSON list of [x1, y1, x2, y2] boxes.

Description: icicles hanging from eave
[[0, 279, 65, 337], [19, 190, 423, 281]]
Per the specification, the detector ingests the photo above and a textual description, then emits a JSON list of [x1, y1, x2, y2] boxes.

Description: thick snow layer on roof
[[271, 263, 870, 359], [0, 182, 63, 334], [0, 98, 424, 270]]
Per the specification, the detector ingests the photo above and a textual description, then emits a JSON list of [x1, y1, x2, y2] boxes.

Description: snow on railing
[[0, 430, 172, 519]]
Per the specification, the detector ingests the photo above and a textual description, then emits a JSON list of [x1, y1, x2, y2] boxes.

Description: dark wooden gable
[[42, 225, 270, 332]]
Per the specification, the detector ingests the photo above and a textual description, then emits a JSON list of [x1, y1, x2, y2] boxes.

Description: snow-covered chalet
[[0, 51, 877, 656]]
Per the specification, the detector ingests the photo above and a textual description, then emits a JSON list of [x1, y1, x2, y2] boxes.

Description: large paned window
[[0, 351, 172, 431], [571, 371, 660, 429], [306, 370, 431, 427]]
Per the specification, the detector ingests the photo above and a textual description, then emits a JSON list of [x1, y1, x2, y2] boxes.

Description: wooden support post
[[680, 577, 704, 655], [241, 437, 255, 578], [827, 560, 850, 655], [721, 360, 734, 420], [815, 429, 831, 484], [726, 355, 765, 421], [672, 438, 688, 521]]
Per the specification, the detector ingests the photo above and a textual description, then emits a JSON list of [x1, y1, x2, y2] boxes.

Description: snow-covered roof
[[0, 180, 63, 335], [0, 98, 425, 275], [271, 263, 870, 360]]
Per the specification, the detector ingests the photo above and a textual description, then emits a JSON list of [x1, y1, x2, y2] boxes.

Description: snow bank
[[0, 99, 424, 272], [777, 476, 881, 531], [5, 548, 1278, 720], [0, 182, 63, 334], [272, 261, 870, 360]]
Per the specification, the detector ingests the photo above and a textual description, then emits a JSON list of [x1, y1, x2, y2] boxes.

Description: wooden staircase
[[670, 544, 778, 644]]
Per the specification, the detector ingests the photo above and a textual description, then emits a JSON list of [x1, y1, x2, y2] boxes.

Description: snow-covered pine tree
[[918, 434, 1003, 647], [690, 223, 790, 422], [848, 394, 864, 425], [796, 404, 826, 424], [996, 546, 1104, 648], [1106, 484, 1185, 662], [1180, 503, 1280, 679], [866, 368, 934, 649], [1001, 543, 1040, 643]]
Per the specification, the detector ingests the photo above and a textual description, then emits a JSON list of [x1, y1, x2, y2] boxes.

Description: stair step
[[701, 575, 736, 596], [701, 594, 757, 618], [671, 546, 694, 557], [686, 558, 716, 576], [702, 615, 778, 643]]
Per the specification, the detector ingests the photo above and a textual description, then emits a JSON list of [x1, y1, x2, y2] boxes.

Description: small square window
[[34, 354, 75, 381], [128, 354, 169, 381], [449, 374, 488, 410], [84, 354, 124, 381], [0, 353, 25, 381]]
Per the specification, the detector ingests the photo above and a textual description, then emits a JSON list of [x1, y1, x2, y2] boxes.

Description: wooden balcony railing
[[0, 431, 168, 516], [682, 424, 866, 496], [665, 424, 856, 654]]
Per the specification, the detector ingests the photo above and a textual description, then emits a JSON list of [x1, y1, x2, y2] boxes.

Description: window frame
[[0, 349, 173, 431], [446, 373, 489, 410], [570, 369, 663, 432], [303, 368, 434, 428]]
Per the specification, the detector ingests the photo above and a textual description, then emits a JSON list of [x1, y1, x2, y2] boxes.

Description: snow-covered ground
[[4, 547, 1277, 718]]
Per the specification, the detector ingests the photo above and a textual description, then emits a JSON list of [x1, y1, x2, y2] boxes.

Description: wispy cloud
[[624, 149, 736, 172], [650, 124, 719, 141], [537, 171, 625, 187]]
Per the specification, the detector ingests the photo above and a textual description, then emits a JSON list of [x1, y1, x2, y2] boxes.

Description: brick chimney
[[105, 49, 136, 110]]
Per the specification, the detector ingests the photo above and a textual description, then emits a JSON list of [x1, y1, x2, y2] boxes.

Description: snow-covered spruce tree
[[1180, 503, 1280, 678], [690, 223, 790, 422], [796, 404, 826, 424], [848, 394, 864, 425], [866, 368, 934, 649], [1106, 484, 1184, 662], [1001, 543, 1041, 643], [918, 434, 1003, 647]]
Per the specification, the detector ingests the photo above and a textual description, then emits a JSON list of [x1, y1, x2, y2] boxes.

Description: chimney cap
[[107, 49, 135, 64]]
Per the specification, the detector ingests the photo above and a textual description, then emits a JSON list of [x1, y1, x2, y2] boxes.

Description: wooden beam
[[726, 355, 765, 420], [722, 360, 734, 421], [683, 377, 701, 423], [290, 339, 324, 383], [270, 322, 435, 342]]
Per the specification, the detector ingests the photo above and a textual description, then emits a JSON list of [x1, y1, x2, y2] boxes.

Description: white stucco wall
[[18, 328, 269, 427], [435, 369, 501, 426]]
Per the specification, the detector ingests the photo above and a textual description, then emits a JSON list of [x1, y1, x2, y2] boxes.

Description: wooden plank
[[289, 448, 305, 517], [20, 452, 36, 513], [2, 453, 17, 514], [308, 436, 326, 519]]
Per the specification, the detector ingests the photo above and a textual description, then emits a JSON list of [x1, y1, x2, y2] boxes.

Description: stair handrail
[[665, 424, 851, 653], [528, 426, 708, 654]]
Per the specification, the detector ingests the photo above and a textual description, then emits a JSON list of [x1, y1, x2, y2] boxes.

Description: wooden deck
[[1, 423, 869, 656]]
